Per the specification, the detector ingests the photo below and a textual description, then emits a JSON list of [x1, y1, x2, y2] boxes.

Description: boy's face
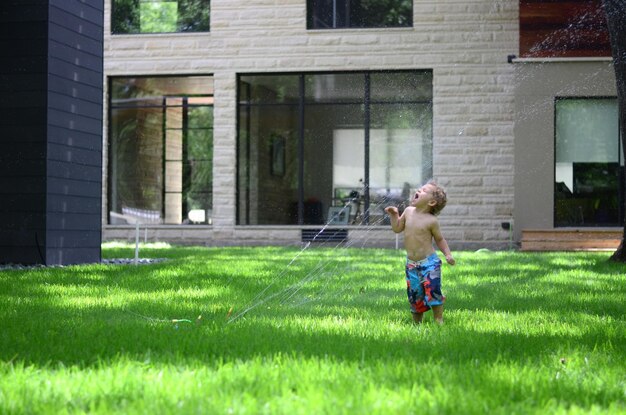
[[410, 184, 437, 208]]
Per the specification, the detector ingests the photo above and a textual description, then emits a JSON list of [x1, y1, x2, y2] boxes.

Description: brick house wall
[[102, 0, 518, 249]]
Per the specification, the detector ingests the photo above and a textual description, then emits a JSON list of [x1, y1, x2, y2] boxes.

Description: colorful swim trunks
[[405, 253, 445, 313]]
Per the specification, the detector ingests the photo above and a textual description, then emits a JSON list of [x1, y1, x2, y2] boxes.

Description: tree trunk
[[602, 0, 626, 262]]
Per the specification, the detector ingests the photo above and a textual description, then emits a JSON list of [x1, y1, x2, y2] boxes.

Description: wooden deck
[[521, 229, 622, 251]]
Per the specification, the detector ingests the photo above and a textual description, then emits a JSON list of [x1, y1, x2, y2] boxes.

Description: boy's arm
[[384, 206, 405, 233], [431, 219, 455, 265]]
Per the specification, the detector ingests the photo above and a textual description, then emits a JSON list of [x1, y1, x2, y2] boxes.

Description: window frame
[[306, 0, 413, 30], [107, 75, 215, 226], [553, 96, 624, 227], [111, 0, 211, 35]]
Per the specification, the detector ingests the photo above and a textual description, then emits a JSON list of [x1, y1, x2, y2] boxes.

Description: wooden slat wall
[[521, 229, 621, 251], [520, 0, 611, 58]]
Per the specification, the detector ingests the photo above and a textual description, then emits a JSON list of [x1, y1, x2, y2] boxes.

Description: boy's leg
[[423, 261, 444, 325], [412, 312, 424, 324], [431, 305, 444, 324]]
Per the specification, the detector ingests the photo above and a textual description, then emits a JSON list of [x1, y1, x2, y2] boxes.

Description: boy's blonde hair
[[426, 180, 447, 216]]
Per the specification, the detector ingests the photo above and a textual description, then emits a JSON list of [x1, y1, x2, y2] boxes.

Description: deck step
[[521, 229, 622, 251]]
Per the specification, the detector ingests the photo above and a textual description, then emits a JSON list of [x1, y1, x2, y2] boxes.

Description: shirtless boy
[[385, 180, 455, 324]]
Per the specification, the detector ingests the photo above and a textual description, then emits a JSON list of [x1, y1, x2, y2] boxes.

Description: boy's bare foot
[[432, 305, 444, 325]]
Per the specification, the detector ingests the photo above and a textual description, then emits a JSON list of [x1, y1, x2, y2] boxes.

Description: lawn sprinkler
[[171, 315, 202, 329]]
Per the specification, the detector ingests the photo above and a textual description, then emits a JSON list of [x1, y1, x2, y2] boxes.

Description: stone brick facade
[[102, 0, 518, 250]]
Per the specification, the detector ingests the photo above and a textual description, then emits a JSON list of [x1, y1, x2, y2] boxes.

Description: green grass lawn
[[0, 244, 625, 414]]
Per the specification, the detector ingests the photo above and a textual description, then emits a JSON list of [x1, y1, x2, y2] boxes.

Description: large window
[[109, 76, 214, 225], [554, 98, 624, 226], [307, 0, 412, 29], [112, 0, 210, 34], [237, 71, 432, 226]]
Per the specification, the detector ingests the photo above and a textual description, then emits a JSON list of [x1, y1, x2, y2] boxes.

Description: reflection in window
[[307, 0, 412, 29], [554, 98, 623, 226], [109, 76, 214, 225], [112, 0, 210, 34], [237, 71, 432, 226]]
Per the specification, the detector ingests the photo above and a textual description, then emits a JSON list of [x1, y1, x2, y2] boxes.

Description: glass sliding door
[[237, 70, 433, 226], [304, 73, 365, 225], [185, 101, 214, 223], [237, 75, 300, 225], [554, 98, 622, 226], [110, 105, 164, 223], [368, 71, 433, 223]]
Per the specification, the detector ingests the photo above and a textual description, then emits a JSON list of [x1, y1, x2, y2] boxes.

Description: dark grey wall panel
[[0, 0, 103, 265], [0, 107, 47, 125], [0, 2, 48, 265], [0, 230, 47, 247], [47, 160, 101, 182], [49, 6, 103, 40], [50, 0, 103, 26], [47, 195, 101, 214], [0, 177, 46, 195], [0, 140, 47, 161], [46, 247, 100, 265], [47, 213, 101, 230], [48, 142, 101, 165], [47, 230, 102, 248], [45, 0, 103, 265], [48, 92, 103, 121], [48, 108, 102, 134], [47, 177, 102, 198], [49, 41, 103, 73], [48, 74, 103, 104], [0, 246, 45, 265]]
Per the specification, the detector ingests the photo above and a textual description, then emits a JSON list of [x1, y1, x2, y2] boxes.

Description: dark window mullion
[[245, 95, 251, 224], [617, 125, 626, 224], [298, 75, 305, 225], [161, 97, 167, 221], [182, 97, 189, 220], [363, 73, 370, 225], [236, 81, 252, 225]]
